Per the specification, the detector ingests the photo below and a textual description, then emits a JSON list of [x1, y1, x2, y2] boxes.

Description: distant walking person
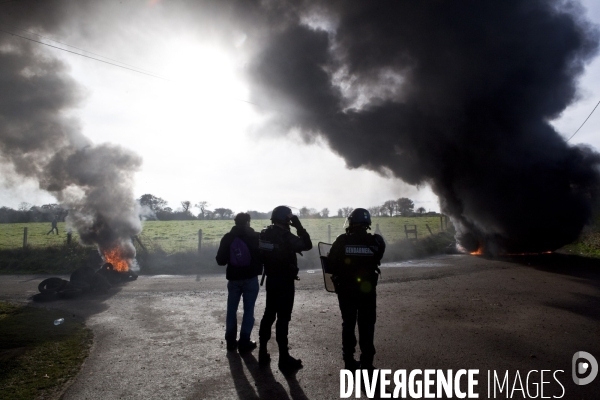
[[258, 206, 312, 371], [216, 213, 263, 352], [328, 208, 385, 371], [46, 216, 59, 235]]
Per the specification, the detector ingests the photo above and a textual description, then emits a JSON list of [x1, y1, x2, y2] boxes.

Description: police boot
[[258, 342, 271, 365], [343, 355, 361, 370], [278, 348, 303, 371]]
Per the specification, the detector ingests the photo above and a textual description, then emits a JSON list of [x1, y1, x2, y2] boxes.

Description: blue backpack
[[229, 237, 252, 267]]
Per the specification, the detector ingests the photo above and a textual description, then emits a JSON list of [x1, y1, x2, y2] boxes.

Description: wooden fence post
[[425, 224, 433, 235], [67, 231, 72, 245], [328, 224, 331, 243], [375, 223, 382, 236], [23, 227, 28, 248], [198, 229, 203, 254]]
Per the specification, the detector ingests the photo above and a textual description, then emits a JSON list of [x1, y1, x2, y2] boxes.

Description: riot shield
[[318, 242, 336, 293]]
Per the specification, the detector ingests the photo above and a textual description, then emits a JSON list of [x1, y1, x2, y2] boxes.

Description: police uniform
[[328, 222, 385, 369], [257, 208, 312, 368]]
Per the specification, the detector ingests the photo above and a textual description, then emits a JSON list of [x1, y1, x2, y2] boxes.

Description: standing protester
[[328, 208, 385, 371], [258, 206, 312, 370], [216, 212, 263, 352], [46, 215, 59, 235]]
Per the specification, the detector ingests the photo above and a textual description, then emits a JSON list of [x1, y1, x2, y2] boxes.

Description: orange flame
[[103, 247, 129, 272], [470, 245, 484, 255]]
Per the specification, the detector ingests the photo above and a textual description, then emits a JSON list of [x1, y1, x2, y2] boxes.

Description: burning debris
[[33, 261, 137, 302], [0, 5, 143, 262]]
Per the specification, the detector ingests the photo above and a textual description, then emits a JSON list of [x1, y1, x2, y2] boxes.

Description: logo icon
[[572, 351, 598, 385]]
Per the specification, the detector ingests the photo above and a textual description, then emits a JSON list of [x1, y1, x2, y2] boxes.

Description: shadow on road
[[27, 285, 124, 321], [225, 351, 310, 400]]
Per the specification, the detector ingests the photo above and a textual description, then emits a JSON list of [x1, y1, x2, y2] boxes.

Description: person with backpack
[[328, 208, 385, 372], [216, 212, 263, 352], [257, 206, 312, 371]]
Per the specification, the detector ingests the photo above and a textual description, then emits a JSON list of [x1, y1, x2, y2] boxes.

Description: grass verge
[[0, 243, 98, 275], [0, 302, 93, 400], [559, 230, 600, 258]]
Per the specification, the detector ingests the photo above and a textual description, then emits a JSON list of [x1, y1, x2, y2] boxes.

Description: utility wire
[[4, 25, 158, 75], [0, 27, 259, 106], [0, 28, 173, 81], [566, 100, 600, 142]]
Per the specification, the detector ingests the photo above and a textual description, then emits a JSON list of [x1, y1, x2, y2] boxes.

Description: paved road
[[2, 254, 599, 399]]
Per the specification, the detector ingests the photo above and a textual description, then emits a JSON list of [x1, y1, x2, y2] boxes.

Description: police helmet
[[347, 208, 371, 227], [270, 205, 293, 224]]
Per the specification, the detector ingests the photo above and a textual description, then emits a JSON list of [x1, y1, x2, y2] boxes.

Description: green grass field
[[0, 223, 75, 250], [0, 217, 449, 253]]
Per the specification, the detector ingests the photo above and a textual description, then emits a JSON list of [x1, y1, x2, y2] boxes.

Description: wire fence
[[0, 216, 452, 253]]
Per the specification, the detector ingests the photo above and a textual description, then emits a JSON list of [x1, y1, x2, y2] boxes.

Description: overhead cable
[[0, 28, 173, 81], [0, 27, 259, 106], [4, 24, 158, 75], [566, 100, 600, 142]]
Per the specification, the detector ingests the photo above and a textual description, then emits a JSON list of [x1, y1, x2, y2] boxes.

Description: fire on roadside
[[469, 244, 552, 256], [102, 246, 129, 272], [470, 245, 484, 255]]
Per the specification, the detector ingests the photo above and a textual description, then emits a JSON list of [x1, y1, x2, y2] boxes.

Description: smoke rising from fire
[[1, 0, 599, 256], [245, 0, 600, 253], [0, 4, 142, 266]]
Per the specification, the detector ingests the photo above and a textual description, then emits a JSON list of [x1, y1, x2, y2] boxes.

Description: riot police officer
[[328, 208, 385, 370], [258, 205, 312, 371]]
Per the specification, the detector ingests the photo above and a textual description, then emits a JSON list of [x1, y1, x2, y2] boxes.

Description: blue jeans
[[225, 276, 259, 344]]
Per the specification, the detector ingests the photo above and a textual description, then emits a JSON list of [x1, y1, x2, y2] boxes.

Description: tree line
[[0, 203, 68, 224], [0, 195, 437, 224], [138, 194, 437, 221]]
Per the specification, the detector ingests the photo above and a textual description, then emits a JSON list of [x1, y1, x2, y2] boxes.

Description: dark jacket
[[259, 224, 312, 278], [328, 229, 385, 286], [216, 225, 263, 280]]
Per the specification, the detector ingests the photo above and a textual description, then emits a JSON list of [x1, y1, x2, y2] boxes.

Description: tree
[[18, 202, 32, 212], [299, 206, 310, 218], [40, 203, 68, 222], [320, 208, 329, 218], [138, 194, 167, 212], [180, 201, 192, 214], [248, 210, 270, 220], [214, 208, 233, 219], [155, 207, 173, 220], [340, 207, 353, 218], [307, 208, 319, 218], [195, 201, 210, 220], [397, 197, 415, 216], [368, 206, 385, 217], [383, 200, 397, 217], [416, 207, 426, 215]]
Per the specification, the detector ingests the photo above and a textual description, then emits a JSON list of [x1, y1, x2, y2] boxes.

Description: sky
[[0, 0, 599, 218]]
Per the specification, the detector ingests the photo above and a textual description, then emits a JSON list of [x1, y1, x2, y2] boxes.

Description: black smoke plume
[[246, 0, 600, 253], [0, 3, 142, 266]]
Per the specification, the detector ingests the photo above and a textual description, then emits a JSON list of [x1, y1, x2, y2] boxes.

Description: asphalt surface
[[1, 253, 600, 399]]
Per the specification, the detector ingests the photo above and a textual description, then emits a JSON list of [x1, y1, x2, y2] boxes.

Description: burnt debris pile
[[34, 263, 137, 302]]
